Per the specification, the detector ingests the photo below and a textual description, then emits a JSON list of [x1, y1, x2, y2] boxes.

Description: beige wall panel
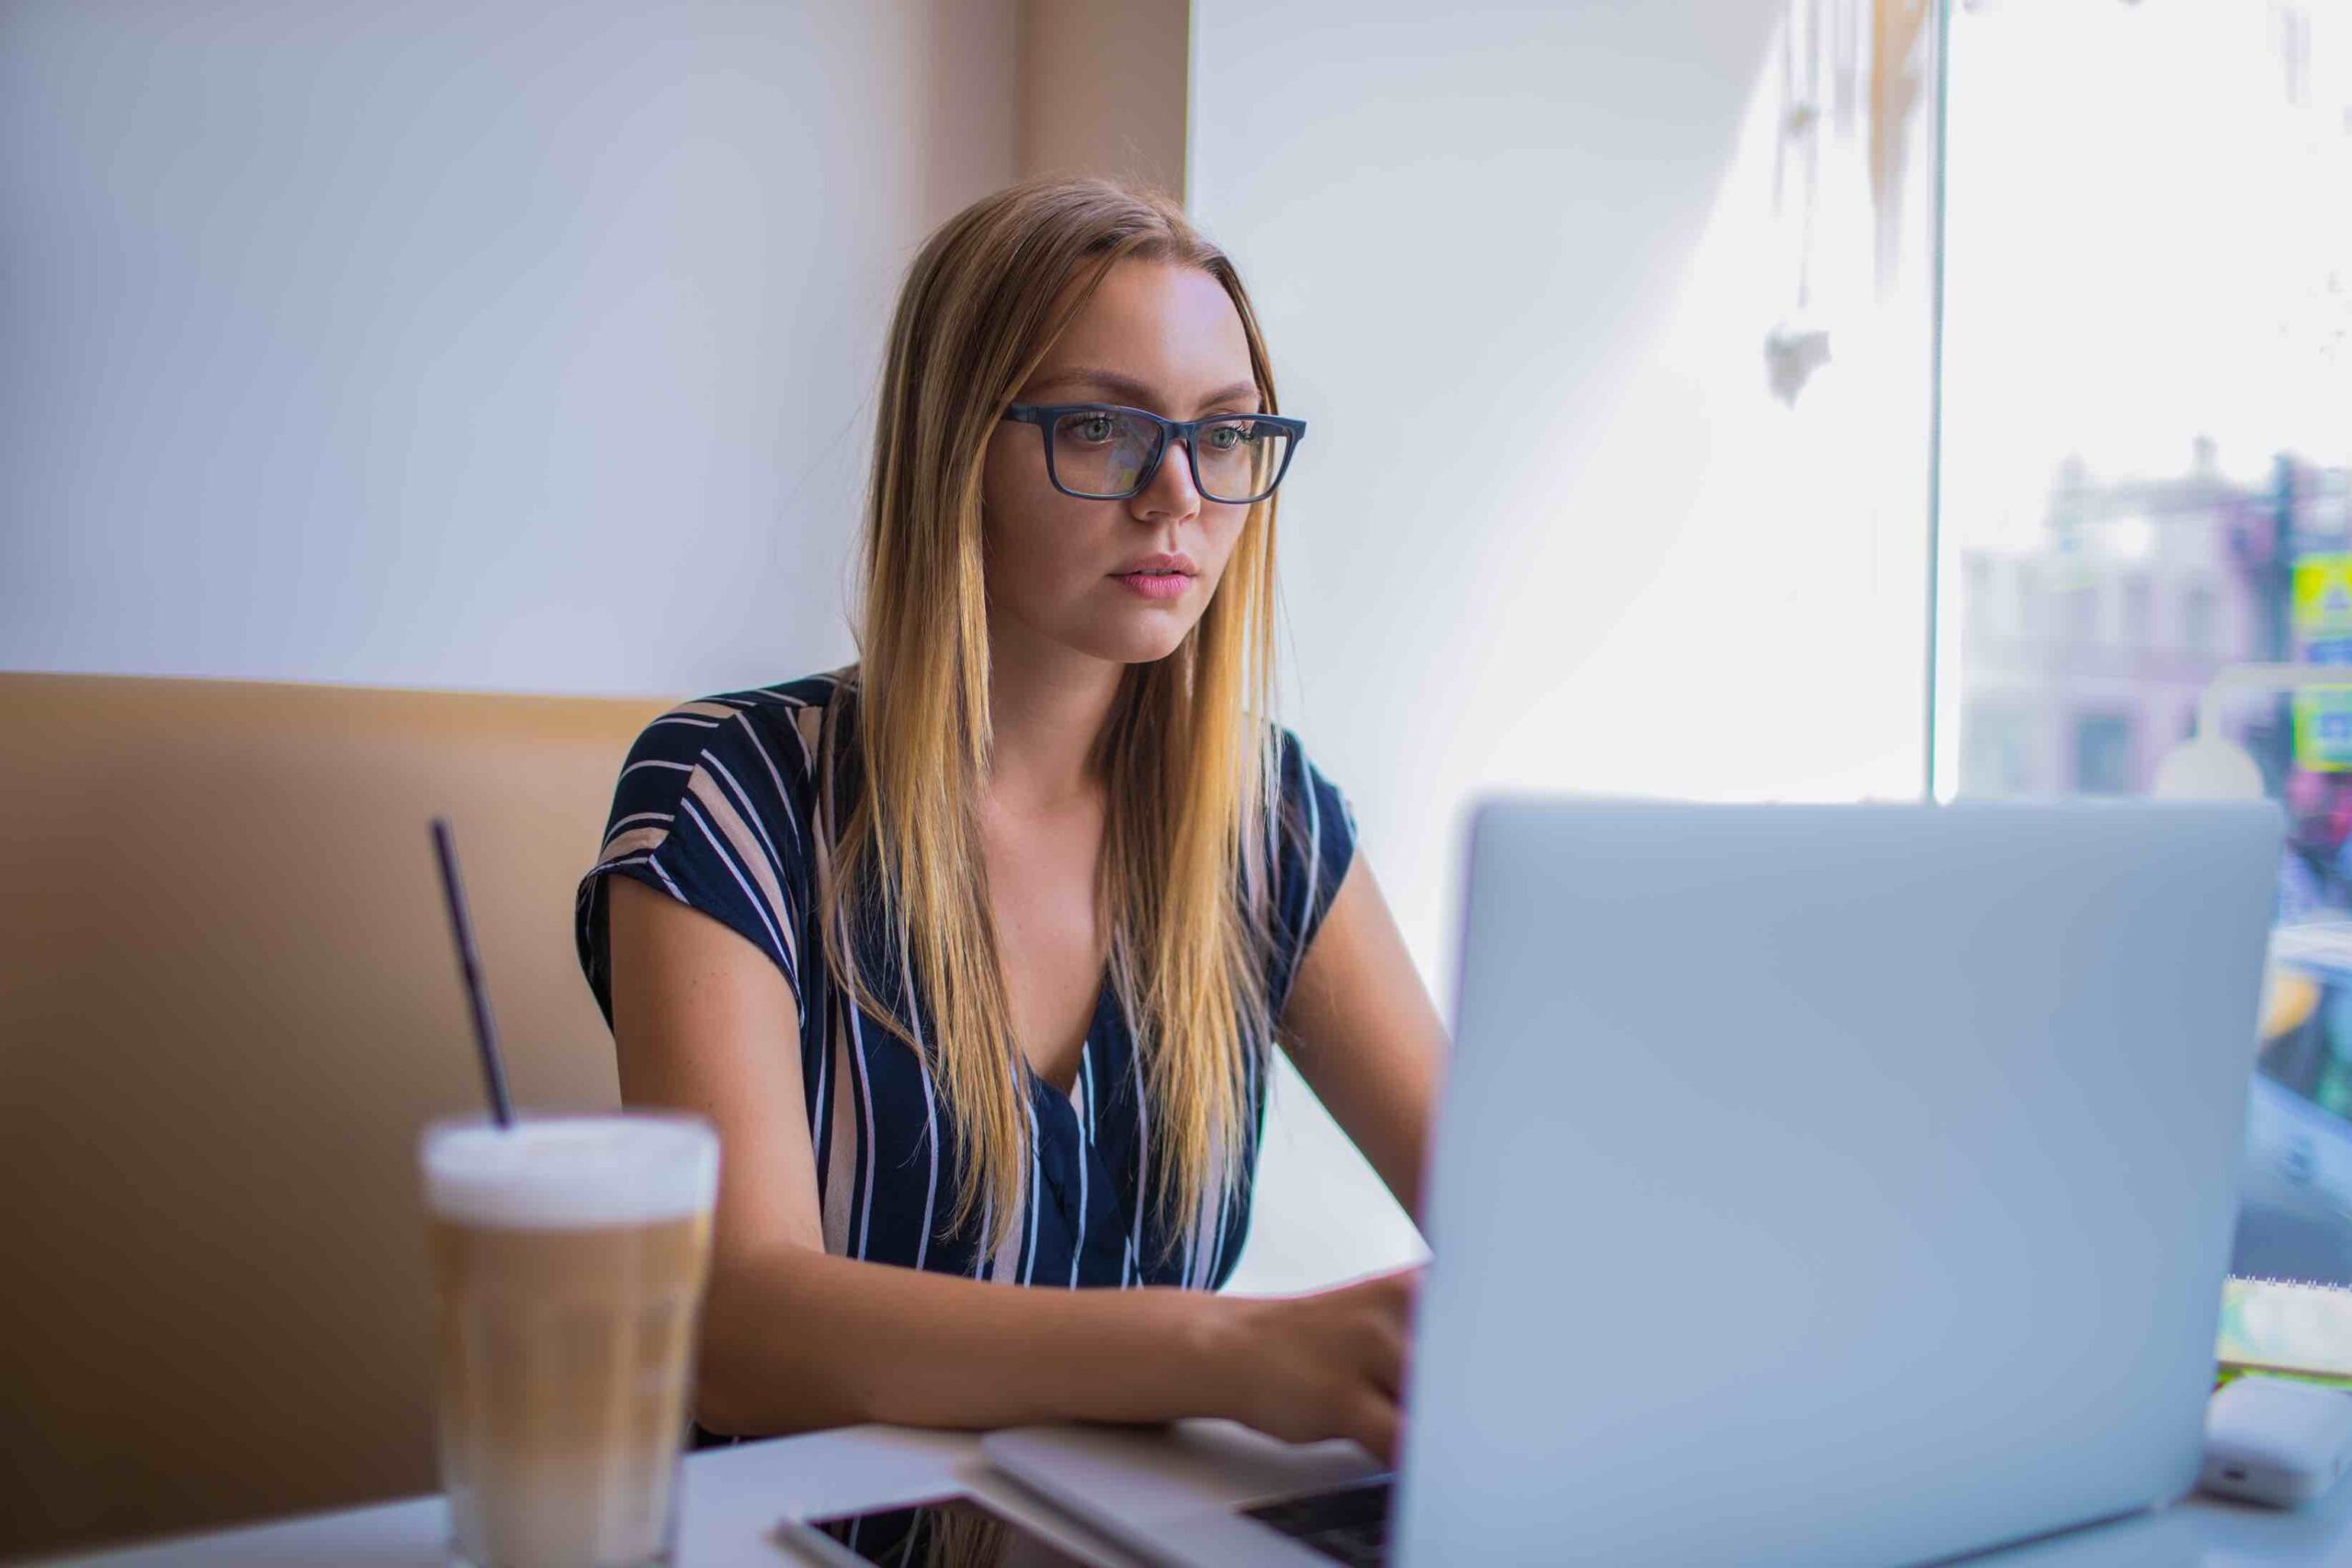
[[1019, 0, 1191, 197], [0, 675, 664, 1555]]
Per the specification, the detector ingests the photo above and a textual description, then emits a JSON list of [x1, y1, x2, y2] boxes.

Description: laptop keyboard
[[1239, 1476, 1396, 1566]]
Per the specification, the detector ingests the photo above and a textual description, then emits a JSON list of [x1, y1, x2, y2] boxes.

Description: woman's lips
[[1113, 570, 1193, 601]]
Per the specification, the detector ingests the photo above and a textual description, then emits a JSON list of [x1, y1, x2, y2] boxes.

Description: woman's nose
[[1132, 435, 1202, 521]]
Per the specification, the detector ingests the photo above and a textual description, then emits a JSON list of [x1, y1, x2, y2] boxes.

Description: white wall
[[0, 0, 1018, 696], [1193, 0, 1939, 1293]]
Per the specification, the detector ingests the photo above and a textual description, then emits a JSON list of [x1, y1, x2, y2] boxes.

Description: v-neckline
[[1023, 976, 1117, 1105]]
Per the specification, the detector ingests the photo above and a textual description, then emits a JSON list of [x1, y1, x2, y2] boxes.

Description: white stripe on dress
[[832, 842, 877, 1261], [1021, 1097, 1043, 1286], [989, 1109, 1025, 1283], [989, 1019, 1032, 1284], [685, 768, 797, 982], [791, 703, 822, 774], [1179, 1183, 1201, 1290], [1196, 1132, 1227, 1290], [991, 1204, 1022, 1282], [595, 825, 667, 863], [732, 710, 805, 858], [648, 856, 684, 900], [1129, 1041, 1150, 1283], [702, 750, 786, 886], [822, 1006, 855, 1256], [849, 998, 878, 1259], [808, 696, 842, 1156], [676, 795, 785, 963], [987, 1050, 1026, 1286], [899, 939, 941, 1273], [1068, 1041, 1092, 1287], [807, 972, 830, 1145], [1293, 747, 1324, 984]]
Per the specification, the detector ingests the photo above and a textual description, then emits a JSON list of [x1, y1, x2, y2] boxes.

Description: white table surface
[[44, 1417, 2352, 1566]]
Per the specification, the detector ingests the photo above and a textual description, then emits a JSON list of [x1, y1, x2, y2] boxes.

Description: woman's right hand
[[1193, 1265, 1421, 1466]]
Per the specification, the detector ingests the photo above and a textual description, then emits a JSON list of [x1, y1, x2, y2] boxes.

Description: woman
[[574, 176, 1448, 1467]]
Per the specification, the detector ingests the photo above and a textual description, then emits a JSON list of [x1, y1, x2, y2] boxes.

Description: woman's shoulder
[[1258, 719, 1361, 1013], [1267, 721, 1353, 838], [580, 670, 855, 1023], [670, 665, 858, 733], [617, 666, 855, 772], [1261, 722, 1359, 900], [602, 665, 858, 832]]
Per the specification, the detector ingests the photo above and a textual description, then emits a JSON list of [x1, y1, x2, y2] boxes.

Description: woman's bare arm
[[605, 874, 1414, 1458], [1275, 854, 1448, 1224]]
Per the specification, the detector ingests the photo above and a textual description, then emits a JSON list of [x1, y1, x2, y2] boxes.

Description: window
[[2122, 575, 2152, 645], [2015, 563, 2044, 640], [1959, 704, 2035, 796], [2071, 714, 2134, 795], [2182, 584, 2218, 658], [1939, 0, 2352, 1286], [1942, 4, 2346, 801], [2064, 580, 2100, 644]]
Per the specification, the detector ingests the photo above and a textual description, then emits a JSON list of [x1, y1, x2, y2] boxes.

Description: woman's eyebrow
[[1026, 368, 1262, 412]]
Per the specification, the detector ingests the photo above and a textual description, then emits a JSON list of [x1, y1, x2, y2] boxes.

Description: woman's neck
[[982, 622, 1121, 817]]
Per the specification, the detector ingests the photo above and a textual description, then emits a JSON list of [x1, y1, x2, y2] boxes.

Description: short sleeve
[[1267, 725, 1361, 1019], [575, 695, 818, 1028]]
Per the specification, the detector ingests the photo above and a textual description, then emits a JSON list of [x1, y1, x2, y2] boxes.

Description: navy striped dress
[[573, 665, 1357, 1302]]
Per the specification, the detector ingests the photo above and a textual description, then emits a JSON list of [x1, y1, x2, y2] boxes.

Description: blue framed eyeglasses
[[1002, 402, 1307, 504]]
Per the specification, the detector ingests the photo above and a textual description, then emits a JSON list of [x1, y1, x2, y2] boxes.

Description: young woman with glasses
[[576, 177, 1446, 1469]]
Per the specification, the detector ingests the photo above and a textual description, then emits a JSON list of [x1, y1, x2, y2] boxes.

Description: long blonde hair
[[826, 176, 1286, 1264]]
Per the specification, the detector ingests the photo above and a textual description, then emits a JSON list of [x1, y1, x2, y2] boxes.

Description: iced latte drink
[[421, 1114, 718, 1568]]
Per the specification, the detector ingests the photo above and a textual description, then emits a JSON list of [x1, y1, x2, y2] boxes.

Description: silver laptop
[[986, 798, 2281, 1566]]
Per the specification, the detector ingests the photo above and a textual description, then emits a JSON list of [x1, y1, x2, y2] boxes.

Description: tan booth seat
[[0, 672, 667, 1559]]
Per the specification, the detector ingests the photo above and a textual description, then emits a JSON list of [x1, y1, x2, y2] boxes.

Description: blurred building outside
[[1956, 446, 2352, 811]]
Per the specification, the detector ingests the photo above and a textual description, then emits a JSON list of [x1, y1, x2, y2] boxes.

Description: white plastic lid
[[420, 1113, 718, 1229]]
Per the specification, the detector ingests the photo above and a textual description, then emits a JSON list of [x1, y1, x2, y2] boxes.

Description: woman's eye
[[1067, 414, 1118, 444], [1203, 423, 1250, 452]]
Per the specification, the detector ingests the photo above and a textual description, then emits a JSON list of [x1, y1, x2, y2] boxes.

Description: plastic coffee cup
[[420, 1112, 719, 1568]]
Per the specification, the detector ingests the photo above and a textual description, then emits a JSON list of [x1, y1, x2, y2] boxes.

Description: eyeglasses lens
[[1193, 418, 1292, 503], [1051, 410, 1160, 498]]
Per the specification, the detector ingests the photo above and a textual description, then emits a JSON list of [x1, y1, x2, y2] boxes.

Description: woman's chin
[[1067, 621, 1196, 667]]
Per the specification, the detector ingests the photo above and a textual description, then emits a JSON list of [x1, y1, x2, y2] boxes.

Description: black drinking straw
[[430, 818, 515, 1129]]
